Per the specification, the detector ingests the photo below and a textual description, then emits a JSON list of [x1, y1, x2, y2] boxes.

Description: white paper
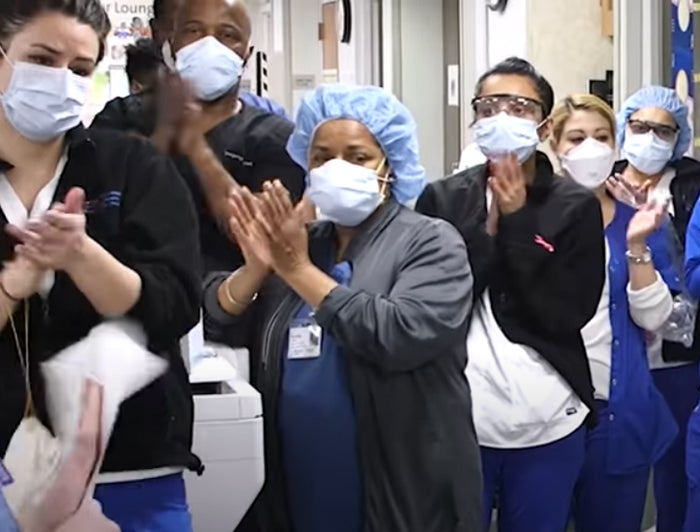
[[42, 320, 168, 491]]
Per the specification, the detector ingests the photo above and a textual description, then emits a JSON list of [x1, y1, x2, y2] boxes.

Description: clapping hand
[[228, 187, 273, 273], [1, 255, 44, 301], [152, 72, 194, 154], [606, 174, 652, 208], [6, 188, 88, 272], [488, 154, 527, 215], [626, 197, 670, 247], [256, 180, 311, 277]]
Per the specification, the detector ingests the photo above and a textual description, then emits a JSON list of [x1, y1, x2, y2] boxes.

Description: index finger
[[273, 180, 294, 213]]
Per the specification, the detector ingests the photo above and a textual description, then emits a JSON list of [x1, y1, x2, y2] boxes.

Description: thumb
[[295, 196, 310, 214], [64, 187, 86, 214], [295, 196, 316, 223]]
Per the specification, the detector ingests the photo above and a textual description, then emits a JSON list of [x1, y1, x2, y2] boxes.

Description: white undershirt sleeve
[[627, 272, 673, 331]]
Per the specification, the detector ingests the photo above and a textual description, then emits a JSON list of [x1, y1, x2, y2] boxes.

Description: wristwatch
[[625, 247, 652, 265]]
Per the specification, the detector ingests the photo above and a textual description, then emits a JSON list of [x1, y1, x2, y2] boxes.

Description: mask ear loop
[[376, 158, 394, 201], [0, 297, 34, 418]]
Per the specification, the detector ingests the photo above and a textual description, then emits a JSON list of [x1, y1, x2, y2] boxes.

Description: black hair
[[152, 0, 167, 21], [125, 38, 163, 86], [475, 56, 555, 116], [0, 0, 111, 62]]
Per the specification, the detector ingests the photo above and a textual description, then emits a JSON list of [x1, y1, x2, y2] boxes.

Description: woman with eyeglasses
[[611, 86, 700, 532]]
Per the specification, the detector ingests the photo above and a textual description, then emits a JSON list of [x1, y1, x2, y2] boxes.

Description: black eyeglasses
[[471, 94, 544, 120], [627, 119, 679, 143]]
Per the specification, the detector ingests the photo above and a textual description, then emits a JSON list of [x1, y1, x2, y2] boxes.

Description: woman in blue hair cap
[[203, 84, 482, 532], [612, 86, 700, 532]]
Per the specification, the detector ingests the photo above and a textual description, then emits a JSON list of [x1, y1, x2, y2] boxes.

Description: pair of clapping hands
[[151, 72, 208, 157], [2, 188, 87, 300], [227, 181, 311, 277], [17, 381, 117, 532], [482, 154, 669, 244]]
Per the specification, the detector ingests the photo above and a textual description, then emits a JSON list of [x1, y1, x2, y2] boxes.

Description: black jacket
[[614, 156, 700, 363], [90, 92, 157, 137], [416, 152, 606, 419], [204, 201, 483, 532], [0, 127, 202, 473]]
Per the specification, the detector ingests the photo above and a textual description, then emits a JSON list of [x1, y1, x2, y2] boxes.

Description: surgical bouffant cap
[[286, 84, 427, 205], [617, 86, 691, 161]]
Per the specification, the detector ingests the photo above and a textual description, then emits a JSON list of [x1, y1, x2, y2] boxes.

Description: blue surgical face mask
[[622, 131, 675, 175], [308, 158, 387, 227], [176, 36, 244, 101], [0, 59, 91, 142], [473, 112, 541, 163]]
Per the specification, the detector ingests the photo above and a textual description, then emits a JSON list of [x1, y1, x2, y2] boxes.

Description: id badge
[[0, 460, 13, 487], [288, 318, 322, 360]]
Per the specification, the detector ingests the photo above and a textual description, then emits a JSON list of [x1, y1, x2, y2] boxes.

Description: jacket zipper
[[261, 293, 296, 370], [258, 293, 302, 532]]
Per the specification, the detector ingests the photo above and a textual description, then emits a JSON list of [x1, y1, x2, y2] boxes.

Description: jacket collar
[[308, 199, 403, 267]]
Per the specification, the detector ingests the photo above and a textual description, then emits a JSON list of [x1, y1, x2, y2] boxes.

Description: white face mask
[[175, 36, 244, 101], [473, 112, 541, 163], [308, 159, 386, 227], [622, 131, 675, 176], [0, 60, 91, 142], [560, 138, 616, 189]]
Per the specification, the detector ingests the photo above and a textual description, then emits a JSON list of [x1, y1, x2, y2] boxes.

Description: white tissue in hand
[[42, 319, 168, 462]]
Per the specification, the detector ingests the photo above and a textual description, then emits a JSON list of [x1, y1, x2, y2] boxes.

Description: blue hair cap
[[287, 84, 427, 205], [617, 86, 691, 161]]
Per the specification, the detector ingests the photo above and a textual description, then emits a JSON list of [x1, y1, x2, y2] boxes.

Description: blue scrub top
[[0, 489, 18, 531], [602, 202, 677, 474], [239, 91, 289, 119], [279, 262, 363, 532]]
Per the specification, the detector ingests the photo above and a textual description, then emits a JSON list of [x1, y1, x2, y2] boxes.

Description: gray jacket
[[203, 200, 483, 532]]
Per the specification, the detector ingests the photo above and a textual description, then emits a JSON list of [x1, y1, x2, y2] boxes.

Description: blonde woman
[[550, 94, 677, 532]]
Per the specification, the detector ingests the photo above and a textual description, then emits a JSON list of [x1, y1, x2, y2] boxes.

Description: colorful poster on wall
[[83, 0, 154, 125], [102, 0, 154, 68], [671, 0, 693, 156]]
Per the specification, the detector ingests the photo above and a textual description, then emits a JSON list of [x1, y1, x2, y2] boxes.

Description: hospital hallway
[[1, 0, 700, 531]]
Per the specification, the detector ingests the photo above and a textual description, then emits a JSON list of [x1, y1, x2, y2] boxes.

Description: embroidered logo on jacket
[[84, 191, 122, 213]]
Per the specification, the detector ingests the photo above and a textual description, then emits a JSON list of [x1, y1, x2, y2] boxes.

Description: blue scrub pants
[[653, 364, 700, 532], [684, 403, 700, 532], [573, 401, 649, 532], [94, 473, 193, 532], [480, 426, 585, 532]]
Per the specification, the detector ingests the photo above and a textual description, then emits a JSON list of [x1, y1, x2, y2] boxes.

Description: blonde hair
[[549, 94, 616, 149]]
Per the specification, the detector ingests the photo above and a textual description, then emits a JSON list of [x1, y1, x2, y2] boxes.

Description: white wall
[[397, 0, 445, 180], [487, 0, 528, 66], [613, 0, 665, 109], [247, 0, 375, 117], [528, 0, 613, 100], [289, 0, 324, 113]]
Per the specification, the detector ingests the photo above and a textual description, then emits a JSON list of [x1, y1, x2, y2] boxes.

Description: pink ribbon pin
[[534, 235, 555, 253]]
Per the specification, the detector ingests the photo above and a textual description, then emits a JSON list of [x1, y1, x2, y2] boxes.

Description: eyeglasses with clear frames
[[627, 119, 679, 143], [471, 94, 544, 121]]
